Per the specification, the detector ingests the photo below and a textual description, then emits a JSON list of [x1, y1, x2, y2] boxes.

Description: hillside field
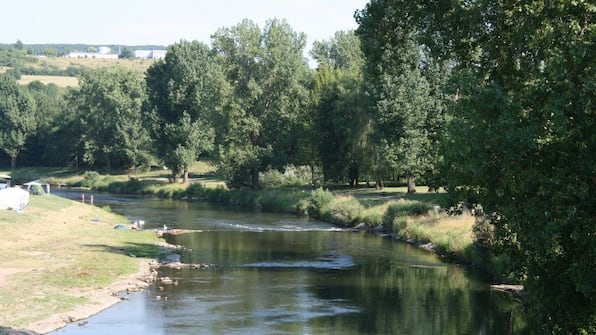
[[18, 74, 79, 87], [11, 56, 158, 87]]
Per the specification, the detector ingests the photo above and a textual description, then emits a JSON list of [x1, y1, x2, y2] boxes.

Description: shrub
[[382, 200, 432, 231], [259, 169, 286, 188], [322, 196, 364, 226], [259, 189, 310, 214], [259, 165, 313, 188], [308, 187, 334, 217], [81, 171, 100, 188], [206, 186, 231, 203], [357, 209, 383, 227], [30, 184, 45, 195], [185, 183, 206, 198]]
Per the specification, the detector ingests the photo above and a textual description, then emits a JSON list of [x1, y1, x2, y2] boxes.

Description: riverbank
[[4, 166, 506, 280], [0, 194, 165, 334]]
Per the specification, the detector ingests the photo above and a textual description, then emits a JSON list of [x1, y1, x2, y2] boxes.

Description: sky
[[0, 0, 369, 52]]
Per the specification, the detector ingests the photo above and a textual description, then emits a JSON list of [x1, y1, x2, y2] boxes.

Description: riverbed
[[51, 190, 526, 334]]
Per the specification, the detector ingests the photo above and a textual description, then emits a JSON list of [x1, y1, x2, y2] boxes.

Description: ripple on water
[[239, 253, 355, 270]]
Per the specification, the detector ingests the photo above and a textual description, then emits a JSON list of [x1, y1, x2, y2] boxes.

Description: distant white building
[[134, 50, 166, 60]]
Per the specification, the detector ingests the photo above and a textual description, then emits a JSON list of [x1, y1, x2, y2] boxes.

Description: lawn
[[0, 194, 162, 329]]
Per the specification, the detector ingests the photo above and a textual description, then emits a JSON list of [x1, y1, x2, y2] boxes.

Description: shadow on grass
[[83, 242, 164, 259], [0, 325, 40, 334], [0, 167, 79, 184], [333, 185, 447, 206]]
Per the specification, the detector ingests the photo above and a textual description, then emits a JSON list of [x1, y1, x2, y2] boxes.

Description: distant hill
[[0, 43, 167, 56], [1, 43, 158, 86]]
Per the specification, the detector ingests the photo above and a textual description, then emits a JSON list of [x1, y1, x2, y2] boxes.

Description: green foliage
[[29, 184, 45, 195], [321, 196, 364, 226], [0, 74, 37, 168], [259, 189, 310, 214], [311, 31, 370, 185], [382, 201, 432, 231], [259, 165, 312, 188], [212, 19, 311, 188], [308, 187, 334, 217], [360, 1, 596, 332], [0, 46, 32, 68], [356, 6, 447, 192], [118, 48, 134, 59], [81, 170, 100, 187], [145, 40, 220, 183], [69, 67, 151, 171]]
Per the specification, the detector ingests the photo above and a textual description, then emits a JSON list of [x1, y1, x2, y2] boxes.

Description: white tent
[[24, 179, 50, 194], [0, 187, 30, 211]]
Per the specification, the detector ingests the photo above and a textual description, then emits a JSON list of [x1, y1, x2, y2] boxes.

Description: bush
[[357, 209, 383, 227], [308, 187, 334, 217], [382, 200, 432, 231], [155, 184, 186, 198], [206, 186, 231, 203], [322, 197, 364, 226], [30, 184, 45, 195], [259, 165, 313, 188], [185, 183, 206, 198], [81, 171, 100, 188], [259, 189, 310, 214]]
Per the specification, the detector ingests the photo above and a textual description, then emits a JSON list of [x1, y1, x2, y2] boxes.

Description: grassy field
[[29, 57, 156, 73], [18, 74, 79, 87], [0, 194, 163, 330], [8, 56, 158, 87]]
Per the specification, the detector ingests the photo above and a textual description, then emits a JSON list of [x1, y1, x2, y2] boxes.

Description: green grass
[[0, 194, 163, 329]]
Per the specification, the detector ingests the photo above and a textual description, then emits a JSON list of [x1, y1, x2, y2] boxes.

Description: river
[[51, 190, 526, 334]]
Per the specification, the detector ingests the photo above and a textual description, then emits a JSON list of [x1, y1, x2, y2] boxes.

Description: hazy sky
[[0, 0, 368, 50]]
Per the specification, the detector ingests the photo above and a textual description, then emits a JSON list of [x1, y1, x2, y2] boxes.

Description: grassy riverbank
[[4, 166, 495, 276], [0, 194, 163, 333]]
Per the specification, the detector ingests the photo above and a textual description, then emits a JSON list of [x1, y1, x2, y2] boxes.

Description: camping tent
[[24, 179, 50, 194], [0, 187, 30, 211]]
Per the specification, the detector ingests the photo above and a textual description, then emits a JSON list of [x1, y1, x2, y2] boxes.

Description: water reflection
[[51, 190, 526, 334]]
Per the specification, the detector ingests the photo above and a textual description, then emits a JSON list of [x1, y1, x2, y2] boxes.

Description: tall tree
[[441, 2, 595, 332], [21, 81, 70, 166], [311, 31, 369, 185], [0, 74, 36, 169], [68, 67, 150, 171], [212, 19, 310, 188], [145, 40, 222, 183], [358, 1, 595, 332], [356, 7, 446, 192]]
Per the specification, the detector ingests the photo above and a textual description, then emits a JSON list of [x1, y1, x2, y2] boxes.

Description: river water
[[51, 190, 526, 334]]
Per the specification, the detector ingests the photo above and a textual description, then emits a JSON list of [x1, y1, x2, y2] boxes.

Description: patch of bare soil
[[24, 259, 159, 334]]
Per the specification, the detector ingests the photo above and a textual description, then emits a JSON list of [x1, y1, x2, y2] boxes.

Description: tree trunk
[[375, 175, 384, 190], [10, 156, 16, 169], [105, 155, 111, 173], [310, 164, 316, 189], [183, 168, 189, 184], [348, 163, 359, 187], [407, 173, 416, 193], [251, 169, 260, 190], [170, 166, 179, 183]]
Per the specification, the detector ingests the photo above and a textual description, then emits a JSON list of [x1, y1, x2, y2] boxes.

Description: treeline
[[1, 2, 594, 332], [0, 41, 166, 57]]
